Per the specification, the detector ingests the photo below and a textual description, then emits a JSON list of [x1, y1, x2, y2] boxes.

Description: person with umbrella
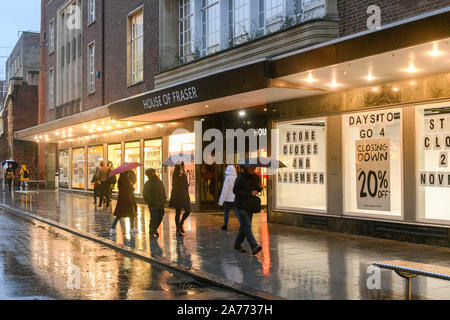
[[4, 163, 16, 192], [169, 162, 191, 237], [109, 163, 141, 235]]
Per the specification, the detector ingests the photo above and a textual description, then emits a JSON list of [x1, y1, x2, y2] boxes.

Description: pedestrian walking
[[109, 170, 138, 235], [218, 165, 237, 231], [96, 161, 110, 208], [143, 168, 166, 239], [233, 166, 263, 255], [169, 162, 191, 236], [19, 165, 30, 191], [4, 163, 15, 192], [92, 167, 101, 205], [105, 161, 116, 208]]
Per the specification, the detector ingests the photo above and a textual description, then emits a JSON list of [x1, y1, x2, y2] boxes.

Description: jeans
[[111, 216, 134, 230], [149, 208, 165, 235], [223, 201, 234, 227], [234, 207, 258, 249], [98, 182, 111, 207]]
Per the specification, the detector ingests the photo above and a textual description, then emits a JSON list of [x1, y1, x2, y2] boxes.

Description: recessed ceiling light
[[410, 80, 416, 86], [365, 73, 375, 81], [304, 72, 316, 83], [372, 87, 379, 92], [239, 111, 246, 117], [205, 105, 209, 108], [393, 87, 399, 92], [428, 42, 444, 57], [404, 63, 419, 73], [327, 79, 341, 88]]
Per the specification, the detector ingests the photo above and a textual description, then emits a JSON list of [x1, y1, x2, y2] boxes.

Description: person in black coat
[[169, 163, 191, 236], [143, 168, 166, 239], [4, 163, 15, 192], [233, 166, 263, 255]]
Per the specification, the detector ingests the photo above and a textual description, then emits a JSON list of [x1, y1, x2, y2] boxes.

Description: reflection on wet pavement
[[1, 190, 450, 300], [0, 209, 248, 300]]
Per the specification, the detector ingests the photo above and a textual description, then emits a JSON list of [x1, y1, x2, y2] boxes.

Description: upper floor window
[[262, 0, 286, 32], [128, 9, 144, 85], [88, 43, 95, 93], [49, 20, 55, 53], [201, 0, 220, 56], [230, 0, 250, 44], [179, 0, 193, 63], [48, 68, 55, 109], [88, 0, 95, 24]]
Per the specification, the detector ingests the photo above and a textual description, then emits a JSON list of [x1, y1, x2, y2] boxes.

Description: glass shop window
[[343, 108, 402, 217], [275, 118, 327, 212], [125, 141, 141, 194], [59, 150, 70, 188], [144, 139, 163, 182], [72, 148, 86, 189], [87, 145, 104, 190]]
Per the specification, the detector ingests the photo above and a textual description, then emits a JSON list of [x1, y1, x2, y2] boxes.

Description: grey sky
[[0, 0, 41, 81]]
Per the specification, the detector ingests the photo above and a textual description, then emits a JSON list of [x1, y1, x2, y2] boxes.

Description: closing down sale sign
[[356, 139, 391, 212]]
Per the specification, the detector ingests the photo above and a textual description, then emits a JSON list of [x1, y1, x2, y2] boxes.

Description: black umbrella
[[237, 157, 286, 169], [2, 160, 18, 170], [163, 153, 195, 167]]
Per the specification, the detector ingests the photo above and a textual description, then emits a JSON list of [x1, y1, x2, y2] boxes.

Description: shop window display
[[343, 109, 402, 217], [72, 148, 86, 189], [169, 132, 196, 202], [59, 150, 70, 188], [416, 103, 450, 222], [144, 139, 162, 182], [275, 119, 327, 212], [87, 145, 104, 190], [125, 141, 141, 194]]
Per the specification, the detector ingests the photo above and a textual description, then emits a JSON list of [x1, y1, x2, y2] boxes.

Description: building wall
[[103, 0, 159, 104], [5, 32, 40, 85], [41, 0, 160, 121], [337, 0, 450, 37]]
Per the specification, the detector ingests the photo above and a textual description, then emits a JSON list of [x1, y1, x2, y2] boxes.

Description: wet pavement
[[0, 208, 248, 300], [1, 189, 449, 300]]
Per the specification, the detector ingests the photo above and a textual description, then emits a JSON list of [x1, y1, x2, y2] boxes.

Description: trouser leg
[[235, 208, 257, 248], [149, 207, 157, 234], [111, 217, 121, 229], [223, 202, 231, 227]]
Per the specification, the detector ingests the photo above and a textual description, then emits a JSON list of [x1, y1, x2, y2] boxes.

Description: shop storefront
[[15, 9, 450, 245]]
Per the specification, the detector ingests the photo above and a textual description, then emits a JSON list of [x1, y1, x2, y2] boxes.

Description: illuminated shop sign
[[142, 87, 198, 110]]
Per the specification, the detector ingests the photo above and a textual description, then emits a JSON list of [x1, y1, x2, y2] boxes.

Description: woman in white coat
[[218, 165, 238, 231]]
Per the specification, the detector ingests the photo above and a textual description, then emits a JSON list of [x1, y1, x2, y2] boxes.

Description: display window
[[416, 103, 450, 223], [72, 148, 86, 189], [275, 118, 327, 212], [59, 150, 70, 188], [144, 139, 163, 182], [87, 145, 104, 190], [343, 108, 402, 217], [169, 132, 196, 202], [108, 143, 122, 192], [125, 141, 141, 194]]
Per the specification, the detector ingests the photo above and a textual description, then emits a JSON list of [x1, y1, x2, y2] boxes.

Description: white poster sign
[[356, 138, 391, 211]]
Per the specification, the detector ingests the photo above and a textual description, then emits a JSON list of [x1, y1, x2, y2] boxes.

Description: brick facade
[[338, 0, 450, 37], [41, 0, 159, 122], [1, 83, 39, 182]]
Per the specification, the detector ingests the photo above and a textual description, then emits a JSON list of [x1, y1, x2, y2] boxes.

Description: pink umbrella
[[109, 162, 142, 177]]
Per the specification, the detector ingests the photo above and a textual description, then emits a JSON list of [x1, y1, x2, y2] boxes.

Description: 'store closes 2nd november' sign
[[356, 139, 391, 212]]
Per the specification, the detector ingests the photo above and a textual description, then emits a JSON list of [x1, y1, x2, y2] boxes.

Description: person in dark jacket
[[233, 166, 263, 255], [143, 168, 166, 239], [169, 163, 191, 236], [109, 170, 138, 235], [105, 161, 116, 207], [4, 163, 15, 192]]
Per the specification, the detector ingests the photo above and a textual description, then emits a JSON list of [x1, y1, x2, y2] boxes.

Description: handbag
[[248, 195, 261, 214]]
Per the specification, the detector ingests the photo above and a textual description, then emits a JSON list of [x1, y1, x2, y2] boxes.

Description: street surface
[[1, 189, 449, 300], [0, 208, 248, 300]]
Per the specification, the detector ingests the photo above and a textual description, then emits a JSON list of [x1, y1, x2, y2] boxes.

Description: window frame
[[49, 19, 55, 54], [88, 0, 96, 25], [87, 41, 95, 94], [127, 7, 144, 85]]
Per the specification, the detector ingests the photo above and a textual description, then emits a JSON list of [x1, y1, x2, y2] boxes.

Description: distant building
[[0, 32, 40, 183]]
